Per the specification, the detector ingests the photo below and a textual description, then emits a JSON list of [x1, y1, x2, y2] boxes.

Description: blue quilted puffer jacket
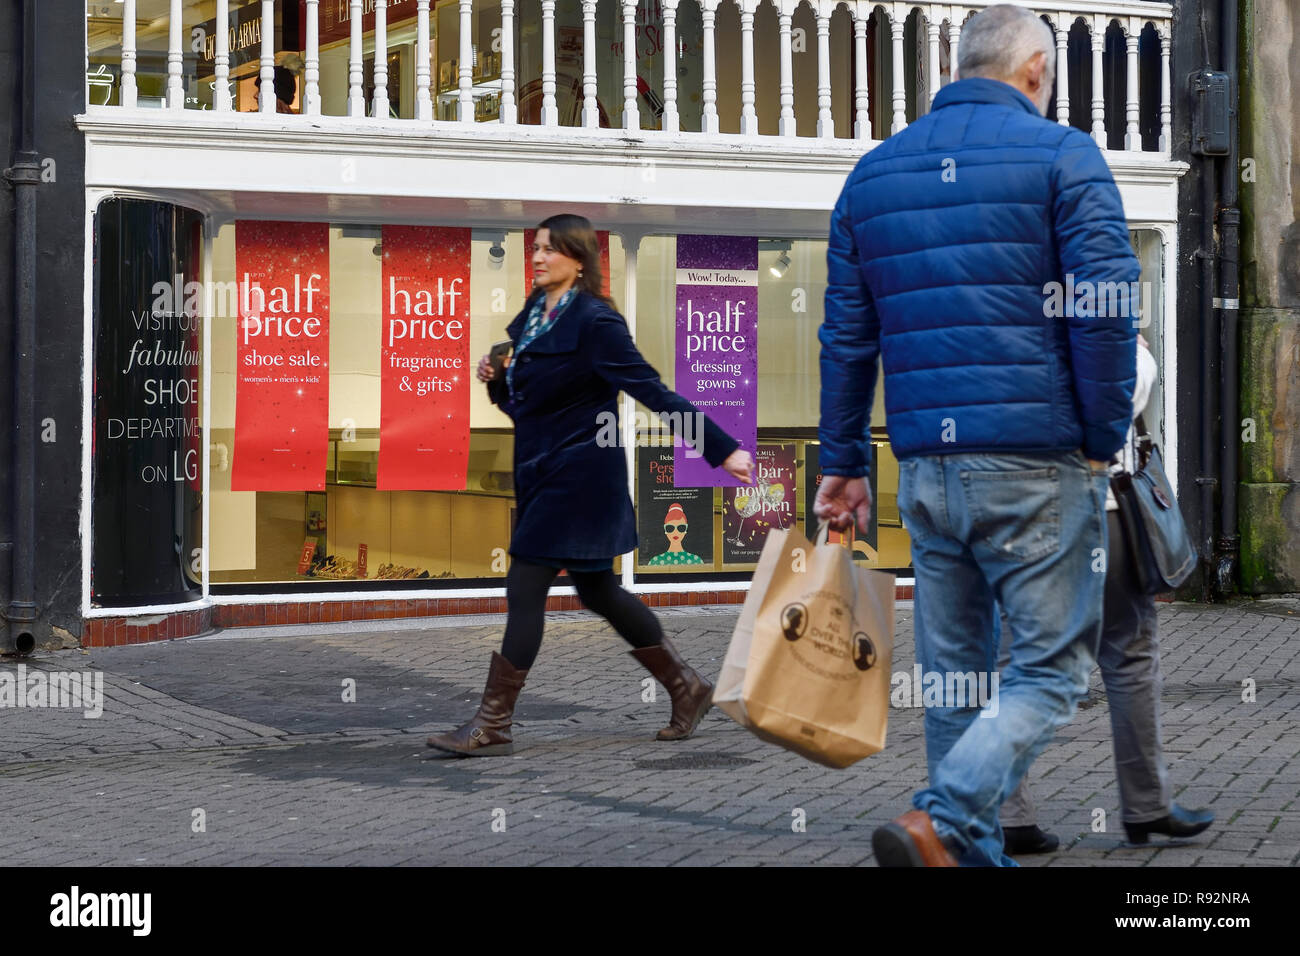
[[818, 77, 1140, 476]]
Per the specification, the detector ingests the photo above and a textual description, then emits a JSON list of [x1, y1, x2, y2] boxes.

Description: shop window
[[630, 233, 903, 580], [85, 1, 306, 111], [1130, 229, 1166, 445], [206, 224, 625, 588], [151, 221, 1166, 596]]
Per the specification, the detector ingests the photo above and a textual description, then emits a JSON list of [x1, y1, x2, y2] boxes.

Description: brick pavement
[[1, 600, 1297, 866]]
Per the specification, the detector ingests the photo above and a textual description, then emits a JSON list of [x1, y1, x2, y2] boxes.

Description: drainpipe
[[1215, 0, 1241, 597], [3, 0, 39, 653], [1197, 162, 1218, 603]]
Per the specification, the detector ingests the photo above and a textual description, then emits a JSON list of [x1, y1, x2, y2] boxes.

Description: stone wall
[[1239, 0, 1300, 593]]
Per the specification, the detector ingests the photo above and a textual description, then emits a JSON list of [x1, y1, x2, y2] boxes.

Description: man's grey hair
[[956, 5, 1055, 86]]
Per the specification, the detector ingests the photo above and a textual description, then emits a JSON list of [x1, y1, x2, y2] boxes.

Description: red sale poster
[[231, 220, 330, 491], [378, 225, 472, 490], [523, 229, 611, 297]]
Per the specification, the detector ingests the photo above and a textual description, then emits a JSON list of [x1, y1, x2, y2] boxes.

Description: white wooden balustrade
[[101, 0, 1174, 154]]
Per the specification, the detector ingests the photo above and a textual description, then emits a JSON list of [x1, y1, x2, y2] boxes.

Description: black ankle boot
[[1123, 804, 1215, 845], [1003, 825, 1060, 855]]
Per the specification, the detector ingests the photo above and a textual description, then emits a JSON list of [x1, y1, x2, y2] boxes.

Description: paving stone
[[1, 600, 1296, 865]]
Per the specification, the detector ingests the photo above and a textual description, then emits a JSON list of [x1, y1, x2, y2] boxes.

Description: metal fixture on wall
[[2, 0, 40, 653], [1214, 0, 1241, 598]]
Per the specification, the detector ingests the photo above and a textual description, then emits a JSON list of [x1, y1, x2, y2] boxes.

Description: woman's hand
[[1137, 333, 1150, 351], [477, 353, 508, 383], [723, 449, 755, 485]]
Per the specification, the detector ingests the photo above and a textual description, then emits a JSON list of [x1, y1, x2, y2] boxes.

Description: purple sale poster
[[673, 235, 758, 487]]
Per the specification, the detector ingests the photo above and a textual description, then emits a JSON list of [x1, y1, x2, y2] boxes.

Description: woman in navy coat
[[427, 214, 754, 757]]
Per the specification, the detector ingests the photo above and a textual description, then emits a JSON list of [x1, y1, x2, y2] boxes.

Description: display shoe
[[1003, 824, 1061, 855], [425, 652, 529, 757], [630, 637, 714, 741], [872, 810, 960, 867], [1123, 804, 1215, 845]]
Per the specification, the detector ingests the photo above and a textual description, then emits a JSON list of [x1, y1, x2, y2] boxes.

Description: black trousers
[[500, 558, 663, 670]]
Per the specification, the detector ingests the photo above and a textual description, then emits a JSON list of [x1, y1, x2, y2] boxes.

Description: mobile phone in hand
[[489, 339, 513, 378]]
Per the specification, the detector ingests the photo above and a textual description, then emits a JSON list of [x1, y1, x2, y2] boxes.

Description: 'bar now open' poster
[[232, 220, 331, 491]]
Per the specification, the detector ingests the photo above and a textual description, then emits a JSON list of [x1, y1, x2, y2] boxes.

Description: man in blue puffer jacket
[[814, 4, 1139, 866]]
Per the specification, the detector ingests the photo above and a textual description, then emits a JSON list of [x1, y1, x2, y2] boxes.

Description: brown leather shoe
[[426, 652, 528, 757], [872, 810, 960, 867], [630, 637, 713, 741]]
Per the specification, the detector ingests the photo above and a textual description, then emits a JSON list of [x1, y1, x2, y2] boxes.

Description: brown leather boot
[[630, 637, 713, 741], [872, 810, 960, 867], [426, 652, 528, 757]]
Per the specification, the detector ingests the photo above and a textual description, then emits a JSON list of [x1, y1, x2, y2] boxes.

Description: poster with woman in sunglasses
[[636, 447, 714, 568], [647, 503, 705, 566]]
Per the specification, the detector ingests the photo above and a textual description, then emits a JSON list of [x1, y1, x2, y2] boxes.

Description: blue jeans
[[897, 450, 1110, 866]]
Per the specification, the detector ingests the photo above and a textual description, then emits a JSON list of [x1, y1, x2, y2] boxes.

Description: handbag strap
[[1133, 412, 1154, 472], [1111, 413, 1155, 473]]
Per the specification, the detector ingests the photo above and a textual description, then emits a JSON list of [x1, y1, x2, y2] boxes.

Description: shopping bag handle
[[815, 518, 866, 624]]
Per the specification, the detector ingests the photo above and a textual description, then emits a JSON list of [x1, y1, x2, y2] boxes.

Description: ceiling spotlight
[[770, 251, 792, 278]]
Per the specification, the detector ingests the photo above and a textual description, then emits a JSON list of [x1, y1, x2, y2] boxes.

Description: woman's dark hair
[[534, 213, 617, 308]]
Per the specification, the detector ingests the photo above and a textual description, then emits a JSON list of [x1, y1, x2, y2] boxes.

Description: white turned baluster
[[499, 0, 514, 124], [458, 0, 473, 121], [890, 11, 905, 133], [1090, 20, 1105, 145], [817, 11, 832, 137], [702, 2, 719, 134], [374, 0, 391, 118], [212, 0, 230, 111], [581, 0, 598, 127], [541, 0, 558, 125], [927, 13, 940, 109], [167, 0, 184, 109], [121, 0, 138, 107], [853, 14, 868, 138], [348, 0, 365, 116], [258, 0, 275, 113], [501, 0, 517, 123], [948, 15, 960, 80], [779, 11, 794, 136], [623, 1, 640, 129], [1159, 31, 1170, 151], [305, 0, 321, 115], [415, 0, 432, 120], [1124, 27, 1139, 150], [212, 0, 233, 111], [740, 5, 757, 135], [1055, 17, 1069, 125], [663, 0, 680, 132]]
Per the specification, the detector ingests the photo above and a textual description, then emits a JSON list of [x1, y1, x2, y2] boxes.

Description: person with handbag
[[426, 214, 755, 757], [999, 334, 1214, 852]]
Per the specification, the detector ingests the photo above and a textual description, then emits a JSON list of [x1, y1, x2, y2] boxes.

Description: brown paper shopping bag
[[715, 522, 894, 769]]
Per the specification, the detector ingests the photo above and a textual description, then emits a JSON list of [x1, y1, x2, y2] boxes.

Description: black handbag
[[1109, 413, 1197, 594]]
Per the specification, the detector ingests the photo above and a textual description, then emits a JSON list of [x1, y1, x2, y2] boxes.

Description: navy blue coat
[[489, 289, 739, 561], [819, 77, 1140, 475]]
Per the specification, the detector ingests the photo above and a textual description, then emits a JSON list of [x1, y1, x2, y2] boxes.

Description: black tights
[[500, 558, 663, 670]]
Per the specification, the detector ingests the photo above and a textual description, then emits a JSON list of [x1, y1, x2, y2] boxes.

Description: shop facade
[[11, 0, 1189, 648]]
